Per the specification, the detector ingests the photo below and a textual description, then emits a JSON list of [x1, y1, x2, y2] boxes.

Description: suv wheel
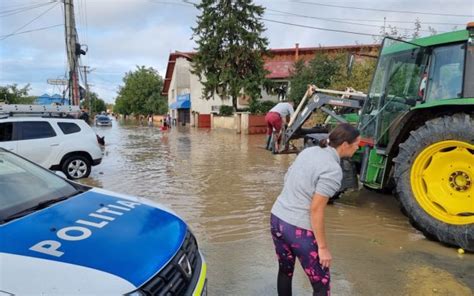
[[62, 155, 91, 179]]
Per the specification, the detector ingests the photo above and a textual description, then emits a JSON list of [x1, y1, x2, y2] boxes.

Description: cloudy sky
[[1, 0, 473, 103]]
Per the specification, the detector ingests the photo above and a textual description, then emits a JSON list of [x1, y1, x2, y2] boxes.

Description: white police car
[[0, 148, 207, 295]]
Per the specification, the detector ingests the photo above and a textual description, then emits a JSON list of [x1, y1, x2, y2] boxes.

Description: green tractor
[[282, 23, 474, 251]]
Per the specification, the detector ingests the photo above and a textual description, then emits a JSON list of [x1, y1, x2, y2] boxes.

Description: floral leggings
[[270, 214, 330, 296]]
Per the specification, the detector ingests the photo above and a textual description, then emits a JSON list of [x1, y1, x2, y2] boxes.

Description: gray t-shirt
[[269, 102, 294, 117], [271, 146, 342, 230]]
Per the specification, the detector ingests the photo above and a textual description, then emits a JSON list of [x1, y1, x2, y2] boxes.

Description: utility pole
[[64, 0, 80, 106], [80, 66, 94, 113]]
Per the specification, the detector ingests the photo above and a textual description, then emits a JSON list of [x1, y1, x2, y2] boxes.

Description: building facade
[[162, 44, 379, 126]]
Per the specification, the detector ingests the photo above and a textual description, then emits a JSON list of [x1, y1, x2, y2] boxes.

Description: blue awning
[[35, 93, 69, 105], [170, 94, 191, 109], [170, 101, 179, 109]]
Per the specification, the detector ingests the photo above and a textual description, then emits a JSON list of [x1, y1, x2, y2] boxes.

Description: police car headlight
[[124, 290, 146, 296]]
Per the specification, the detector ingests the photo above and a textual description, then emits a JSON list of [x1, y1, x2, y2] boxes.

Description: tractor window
[[359, 44, 392, 139], [385, 58, 423, 99], [426, 43, 465, 101], [377, 49, 424, 145], [361, 37, 425, 145]]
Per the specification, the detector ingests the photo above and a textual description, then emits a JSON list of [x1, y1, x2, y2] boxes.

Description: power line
[[0, 1, 54, 13], [262, 18, 381, 37], [148, 0, 194, 7], [76, 0, 84, 42], [0, 2, 59, 41], [309, 18, 464, 26], [266, 9, 465, 26], [0, 1, 56, 17], [295, 1, 474, 18], [183, 0, 198, 5], [76, 0, 89, 67], [83, 0, 90, 65], [93, 73, 119, 84], [266, 9, 438, 33], [0, 24, 63, 40], [60, 2, 69, 90]]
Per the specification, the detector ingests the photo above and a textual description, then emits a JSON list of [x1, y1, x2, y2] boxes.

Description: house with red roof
[[162, 43, 379, 127]]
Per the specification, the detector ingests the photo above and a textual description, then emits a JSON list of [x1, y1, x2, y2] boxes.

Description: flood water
[[81, 120, 474, 296]]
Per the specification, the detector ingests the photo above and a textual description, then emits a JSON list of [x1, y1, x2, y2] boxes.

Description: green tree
[[288, 52, 377, 105], [80, 92, 106, 113], [308, 53, 342, 88], [287, 59, 314, 105], [288, 53, 344, 105], [330, 54, 377, 92], [90, 93, 106, 113], [0, 84, 35, 104], [115, 66, 167, 115], [114, 96, 131, 116], [191, 0, 269, 109]]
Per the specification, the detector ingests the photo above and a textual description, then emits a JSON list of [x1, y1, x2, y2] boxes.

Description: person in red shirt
[[265, 101, 294, 151]]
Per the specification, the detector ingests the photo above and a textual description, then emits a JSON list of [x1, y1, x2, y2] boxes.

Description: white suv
[[0, 117, 102, 179]]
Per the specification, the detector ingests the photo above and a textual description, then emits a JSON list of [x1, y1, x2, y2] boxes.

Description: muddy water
[[82, 120, 473, 296]]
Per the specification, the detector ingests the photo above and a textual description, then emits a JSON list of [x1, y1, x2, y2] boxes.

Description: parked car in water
[[95, 115, 112, 126], [0, 148, 207, 295], [0, 116, 103, 179]]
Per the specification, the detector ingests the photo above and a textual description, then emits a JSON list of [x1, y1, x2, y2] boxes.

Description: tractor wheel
[[394, 113, 474, 251]]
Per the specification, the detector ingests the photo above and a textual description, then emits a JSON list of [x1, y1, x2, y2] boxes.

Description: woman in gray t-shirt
[[270, 123, 360, 296]]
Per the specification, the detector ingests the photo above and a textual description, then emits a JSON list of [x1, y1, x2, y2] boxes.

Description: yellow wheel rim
[[410, 140, 474, 225]]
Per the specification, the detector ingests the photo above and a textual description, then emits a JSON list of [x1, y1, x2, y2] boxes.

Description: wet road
[[82, 120, 474, 296]]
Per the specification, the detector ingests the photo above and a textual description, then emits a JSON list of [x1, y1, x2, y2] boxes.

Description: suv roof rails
[[0, 104, 81, 118]]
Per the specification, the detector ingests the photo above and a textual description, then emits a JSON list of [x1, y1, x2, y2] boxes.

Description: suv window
[[58, 122, 81, 134], [0, 122, 13, 142], [15, 121, 56, 141]]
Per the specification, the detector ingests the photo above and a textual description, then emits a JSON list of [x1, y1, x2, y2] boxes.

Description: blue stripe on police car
[[0, 190, 187, 287]]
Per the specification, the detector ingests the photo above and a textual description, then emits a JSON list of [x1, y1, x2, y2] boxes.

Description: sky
[[0, 0, 473, 103]]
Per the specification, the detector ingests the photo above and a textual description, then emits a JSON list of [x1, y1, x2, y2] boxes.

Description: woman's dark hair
[[319, 123, 360, 148]]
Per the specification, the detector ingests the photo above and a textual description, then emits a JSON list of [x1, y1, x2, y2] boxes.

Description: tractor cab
[[360, 35, 467, 149], [358, 27, 473, 190]]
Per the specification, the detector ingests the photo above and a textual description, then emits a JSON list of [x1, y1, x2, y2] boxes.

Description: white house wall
[[176, 58, 190, 91], [189, 67, 233, 114], [167, 59, 177, 119], [169, 57, 281, 117], [261, 90, 280, 102]]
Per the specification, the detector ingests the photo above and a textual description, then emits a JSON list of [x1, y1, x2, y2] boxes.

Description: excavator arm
[[275, 86, 366, 154]]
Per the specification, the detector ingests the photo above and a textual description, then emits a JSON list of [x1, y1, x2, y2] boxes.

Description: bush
[[260, 100, 277, 113], [249, 99, 276, 114], [219, 105, 234, 116]]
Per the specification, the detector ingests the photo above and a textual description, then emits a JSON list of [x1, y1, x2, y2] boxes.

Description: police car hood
[[1, 188, 188, 288]]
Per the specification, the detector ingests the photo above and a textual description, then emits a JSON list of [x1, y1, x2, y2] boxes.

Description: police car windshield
[[0, 150, 79, 222]]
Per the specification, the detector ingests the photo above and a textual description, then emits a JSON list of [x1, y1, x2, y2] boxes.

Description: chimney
[[295, 43, 299, 61]]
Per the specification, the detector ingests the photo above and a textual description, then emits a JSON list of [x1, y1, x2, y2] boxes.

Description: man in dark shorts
[[265, 101, 294, 150]]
